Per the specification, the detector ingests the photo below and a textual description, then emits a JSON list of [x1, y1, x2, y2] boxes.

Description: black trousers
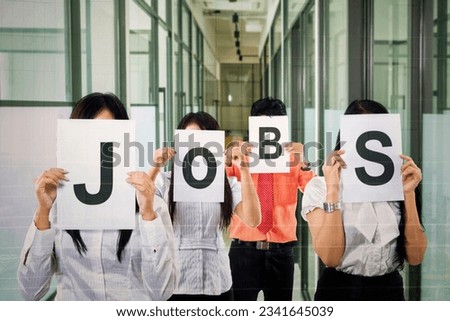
[[168, 288, 233, 301], [314, 268, 405, 301], [228, 239, 295, 301]]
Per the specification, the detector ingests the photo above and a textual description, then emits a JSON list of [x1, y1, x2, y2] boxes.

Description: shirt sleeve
[[154, 171, 170, 201], [138, 195, 178, 301], [17, 214, 56, 301], [300, 176, 327, 221], [228, 176, 242, 212]]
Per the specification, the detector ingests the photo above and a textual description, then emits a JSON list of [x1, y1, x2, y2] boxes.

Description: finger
[[399, 154, 420, 167], [402, 166, 421, 178], [37, 177, 60, 188], [399, 154, 412, 162], [128, 182, 148, 193], [127, 176, 154, 190], [164, 148, 176, 158], [128, 171, 149, 178], [127, 173, 154, 187], [126, 175, 151, 186], [231, 146, 242, 155], [45, 170, 69, 182], [331, 155, 346, 168], [37, 172, 66, 187], [48, 168, 68, 173], [401, 161, 421, 173]]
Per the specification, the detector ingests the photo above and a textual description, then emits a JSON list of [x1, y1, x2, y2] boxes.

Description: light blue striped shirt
[[17, 196, 177, 300], [155, 172, 241, 295]]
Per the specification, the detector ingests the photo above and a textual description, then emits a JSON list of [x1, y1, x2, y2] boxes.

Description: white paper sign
[[57, 120, 136, 229], [248, 116, 290, 173], [173, 130, 224, 202], [340, 114, 404, 203]]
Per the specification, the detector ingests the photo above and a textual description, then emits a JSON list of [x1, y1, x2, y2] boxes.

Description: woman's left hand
[[127, 171, 157, 221], [400, 154, 422, 193]]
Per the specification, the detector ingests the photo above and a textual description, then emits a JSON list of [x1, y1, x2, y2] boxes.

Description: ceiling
[[191, 0, 269, 64]]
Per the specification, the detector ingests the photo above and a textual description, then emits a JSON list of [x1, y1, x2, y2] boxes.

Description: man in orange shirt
[[226, 97, 314, 301]]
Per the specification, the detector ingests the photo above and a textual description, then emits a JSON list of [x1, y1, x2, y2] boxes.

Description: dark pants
[[229, 239, 295, 301], [314, 268, 405, 301], [168, 288, 233, 301]]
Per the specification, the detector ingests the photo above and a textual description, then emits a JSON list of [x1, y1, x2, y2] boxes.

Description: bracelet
[[323, 202, 341, 213]]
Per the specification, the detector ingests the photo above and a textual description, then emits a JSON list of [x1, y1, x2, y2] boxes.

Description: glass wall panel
[[273, 51, 282, 99], [263, 39, 269, 96], [272, 9, 282, 56], [220, 64, 259, 141], [181, 4, 190, 46], [129, 0, 157, 170], [302, 5, 315, 159], [373, 0, 410, 155], [301, 3, 316, 300], [172, 0, 179, 39], [182, 48, 192, 114], [0, 106, 71, 300], [158, 25, 169, 145], [287, 0, 308, 31], [284, 36, 292, 120], [323, 0, 348, 152], [421, 0, 450, 301], [0, 0, 70, 101], [80, 0, 117, 94], [129, 0, 154, 104], [204, 69, 218, 120], [157, 0, 167, 23]]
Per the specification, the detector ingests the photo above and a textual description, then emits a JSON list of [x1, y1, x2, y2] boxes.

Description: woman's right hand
[[35, 168, 68, 212], [153, 147, 176, 168], [322, 150, 346, 195]]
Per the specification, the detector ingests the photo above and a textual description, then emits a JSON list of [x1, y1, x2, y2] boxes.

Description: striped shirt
[[155, 172, 241, 295], [17, 196, 177, 300]]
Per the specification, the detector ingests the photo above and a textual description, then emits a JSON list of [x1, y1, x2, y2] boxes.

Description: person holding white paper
[[150, 111, 261, 300], [17, 92, 177, 301], [226, 97, 315, 301], [301, 99, 427, 300]]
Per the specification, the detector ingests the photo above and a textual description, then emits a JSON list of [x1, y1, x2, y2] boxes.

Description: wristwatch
[[323, 202, 341, 213]]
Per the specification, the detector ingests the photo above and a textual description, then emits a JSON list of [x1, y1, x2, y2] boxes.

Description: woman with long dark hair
[[301, 99, 427, 300], [150, 111, 261, 300], [17, 92, 177, 300]]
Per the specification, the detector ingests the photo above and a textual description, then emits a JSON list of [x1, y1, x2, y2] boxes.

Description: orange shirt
[[226, 161, 315, 243]]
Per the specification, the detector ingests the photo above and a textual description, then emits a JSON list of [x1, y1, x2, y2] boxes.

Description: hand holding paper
[[34, 168, 69, 230], [228, 141, 252, 169], [127, 171, 157, 221], [153, 147, 176, 167], [323, 150, 346, 202], [400, 154, 422, 193]]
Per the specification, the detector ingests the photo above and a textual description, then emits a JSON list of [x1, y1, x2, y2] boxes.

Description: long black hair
[[336, 99, 423, 269], [168, 111, 233, 229], [67, 92, 133, 262]]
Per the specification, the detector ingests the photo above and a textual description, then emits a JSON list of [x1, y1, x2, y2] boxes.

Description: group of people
[[17, 93, 427, 301]]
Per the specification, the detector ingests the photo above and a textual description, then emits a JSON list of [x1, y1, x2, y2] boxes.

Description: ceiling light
[[232, 12, 239, 23]]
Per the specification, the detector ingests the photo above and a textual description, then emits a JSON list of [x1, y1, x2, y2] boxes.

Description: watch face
[[324, 202, 339, 213]]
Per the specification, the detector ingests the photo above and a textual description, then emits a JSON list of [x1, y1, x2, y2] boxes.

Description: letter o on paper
[[182, 147, 217, 189]]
